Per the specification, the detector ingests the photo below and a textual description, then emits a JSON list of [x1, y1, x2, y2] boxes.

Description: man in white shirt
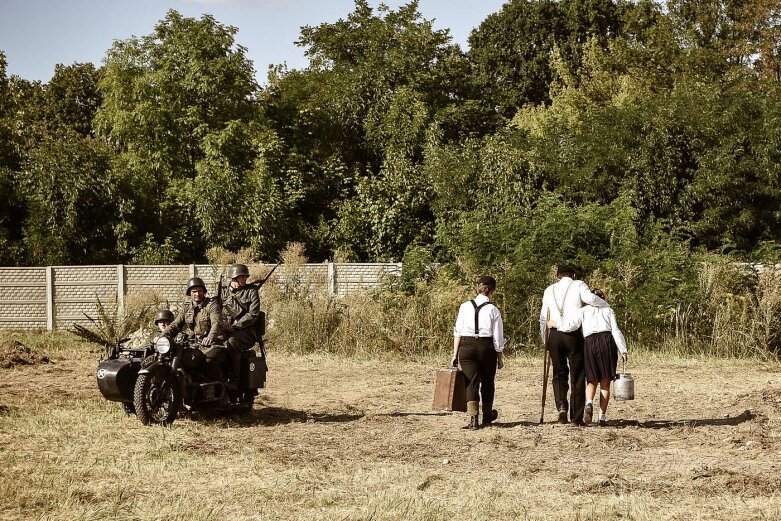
[[539, 265, 607, 425], [452, 276, 507, 430]]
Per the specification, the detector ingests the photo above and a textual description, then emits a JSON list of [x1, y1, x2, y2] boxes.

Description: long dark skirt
[[584, 331, 618, 382]]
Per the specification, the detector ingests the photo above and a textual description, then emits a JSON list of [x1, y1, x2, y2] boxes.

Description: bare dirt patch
[[0, 340, 51, 369], [1, 349, 780, 520]]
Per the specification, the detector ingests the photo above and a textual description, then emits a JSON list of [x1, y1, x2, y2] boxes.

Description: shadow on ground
[[606, 409, 760, 429], [490, 420, 541, 428], [377, 411, 452, 417], [195, 406, 365, 426]]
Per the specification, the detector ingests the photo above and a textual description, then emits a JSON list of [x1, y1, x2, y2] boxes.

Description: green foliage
[[69, 293, 161, 349], [1, 2, 781, 357], [95, 10, 259, 262], [45, 63, 102, 136], [468, 0, 623, 117], [399, 244, 435, 293], [130, 233, 180, 265], [19, 132, 121, 264]]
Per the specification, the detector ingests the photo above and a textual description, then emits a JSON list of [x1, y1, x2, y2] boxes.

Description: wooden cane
[[539, 309, 551, 424]]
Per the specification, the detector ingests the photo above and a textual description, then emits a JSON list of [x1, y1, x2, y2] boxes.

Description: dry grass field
[[1, 335, 781, 520]]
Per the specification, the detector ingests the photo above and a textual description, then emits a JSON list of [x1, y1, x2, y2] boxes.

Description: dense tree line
[[1, 1, 780, 310]]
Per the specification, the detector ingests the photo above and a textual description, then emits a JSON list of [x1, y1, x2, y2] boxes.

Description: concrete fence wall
[[0, 263, 402, 331]]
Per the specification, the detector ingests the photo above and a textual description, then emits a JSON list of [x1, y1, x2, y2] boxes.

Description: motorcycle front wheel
[[133, 373, 181, 426]]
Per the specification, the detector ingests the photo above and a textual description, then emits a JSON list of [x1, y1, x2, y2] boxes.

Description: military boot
[[464, 401, 480, 430]]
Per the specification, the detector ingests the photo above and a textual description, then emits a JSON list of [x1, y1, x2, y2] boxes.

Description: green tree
[[45, 63, 102, 136], [266, 0, 469, 260], [467, 0, 624, 118], [19, 133, 122, 264], [96, 10, 259, 261]]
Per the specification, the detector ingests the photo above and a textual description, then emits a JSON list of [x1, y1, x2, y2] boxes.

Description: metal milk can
[[613, 359, 635, 400]]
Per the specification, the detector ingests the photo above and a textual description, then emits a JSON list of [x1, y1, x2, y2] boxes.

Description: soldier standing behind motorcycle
[[163, 277, 225, 380], [221, 264, 260, 387]]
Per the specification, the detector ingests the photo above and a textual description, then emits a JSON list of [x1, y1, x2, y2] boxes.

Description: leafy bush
[[69, 290, 167, 349]]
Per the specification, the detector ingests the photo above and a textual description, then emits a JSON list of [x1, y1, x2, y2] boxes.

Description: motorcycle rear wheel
[[134, 373, 181, 426]]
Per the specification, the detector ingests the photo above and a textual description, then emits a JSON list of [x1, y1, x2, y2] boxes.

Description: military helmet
[[185, 277, 207, 295], [154, 309, 174, 324], [228, 263, 250, 279]]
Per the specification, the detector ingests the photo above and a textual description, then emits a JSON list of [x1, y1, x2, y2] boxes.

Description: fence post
[[45, 266, 54, 331], [327, 262, 336, 295], [189, 264, 196, 279], [116, 264, 126, 313]]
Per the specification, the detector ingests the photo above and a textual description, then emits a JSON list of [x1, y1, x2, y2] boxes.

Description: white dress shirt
[[539, 277, 607, 341], [453, 294, 506, 352], [556, 306, 627, 354]]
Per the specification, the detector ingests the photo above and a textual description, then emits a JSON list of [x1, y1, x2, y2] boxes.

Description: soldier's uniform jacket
[[169, 297, 222, 339], [221, 284, 260, 330]]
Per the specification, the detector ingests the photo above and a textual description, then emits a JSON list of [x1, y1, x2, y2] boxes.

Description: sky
[[0, 0, 508, 84]]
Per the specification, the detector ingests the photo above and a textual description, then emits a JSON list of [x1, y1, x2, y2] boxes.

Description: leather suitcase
[[432, 368, 467, 412]]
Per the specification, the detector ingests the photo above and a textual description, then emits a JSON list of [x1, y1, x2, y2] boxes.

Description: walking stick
[[539, 309, 551, 424]]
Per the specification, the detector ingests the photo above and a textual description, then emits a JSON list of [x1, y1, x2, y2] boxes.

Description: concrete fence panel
[[0, 262, 402, 331]]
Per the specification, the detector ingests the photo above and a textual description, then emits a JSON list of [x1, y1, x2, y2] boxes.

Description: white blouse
[[555, 305, 627, 354], [453, 294, 506, 352]]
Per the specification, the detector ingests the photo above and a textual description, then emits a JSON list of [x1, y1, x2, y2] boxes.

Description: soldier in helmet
[[163, 277, 225, 380], [221, 263, 261, 386], [154, 309, 174, 333]]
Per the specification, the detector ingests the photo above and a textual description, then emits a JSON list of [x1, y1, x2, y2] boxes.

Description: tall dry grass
[[231, 245, 781, 361], [607, 263, 781, 360], [65, 245, 781, 361], [260, 244, 469, 357]]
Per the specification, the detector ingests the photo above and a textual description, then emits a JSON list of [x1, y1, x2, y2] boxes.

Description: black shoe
[[584, 403, 593, 425], [469, 415, 480, 430], [558, 409, 568, 424], [482, 410, 498, 426], [598, 419, 608, 427]]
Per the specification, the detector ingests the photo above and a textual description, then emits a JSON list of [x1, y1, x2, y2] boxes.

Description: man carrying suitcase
[[451, 276, 507, 430]]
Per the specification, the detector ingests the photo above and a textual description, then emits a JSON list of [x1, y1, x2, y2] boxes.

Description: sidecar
[[96, 340, 154, 414]]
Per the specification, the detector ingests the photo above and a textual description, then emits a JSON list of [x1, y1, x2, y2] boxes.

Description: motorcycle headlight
[[155, 336, 171, 354]]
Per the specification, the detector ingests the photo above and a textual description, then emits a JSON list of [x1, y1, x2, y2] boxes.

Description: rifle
[[254, 262, 281, 289], [216, 274, 224, 307], [539, 308, 552, 424]]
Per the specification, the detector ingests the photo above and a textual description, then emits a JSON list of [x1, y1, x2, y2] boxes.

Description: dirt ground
[[0, 340, 50, 369], [1, 343, 780, 520]]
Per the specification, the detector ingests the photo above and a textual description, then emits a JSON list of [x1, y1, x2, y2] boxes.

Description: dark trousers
[[202, 345, 228, 381], [226, 328, 256, 380], [458, 337, 497, 414], [547, 328, 585, 422]]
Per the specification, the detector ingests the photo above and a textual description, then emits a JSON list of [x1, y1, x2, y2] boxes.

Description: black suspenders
[[470, 299, 491, 337]]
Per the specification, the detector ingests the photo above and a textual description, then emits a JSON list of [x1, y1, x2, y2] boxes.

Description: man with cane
[[539, 265, 607, 425]]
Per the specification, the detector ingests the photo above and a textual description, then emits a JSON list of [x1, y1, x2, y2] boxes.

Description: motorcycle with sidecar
[[96, 314, 268, 426]]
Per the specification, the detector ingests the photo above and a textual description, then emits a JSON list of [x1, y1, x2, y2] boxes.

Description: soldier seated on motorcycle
[[154, 309, 174, 333], [163, 277, 227, 382], [221, 264, 261, 386]]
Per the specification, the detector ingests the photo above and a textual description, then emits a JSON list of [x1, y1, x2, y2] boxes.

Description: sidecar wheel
[[121, 402, 136, 415], [134, 373, 181, 426]]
